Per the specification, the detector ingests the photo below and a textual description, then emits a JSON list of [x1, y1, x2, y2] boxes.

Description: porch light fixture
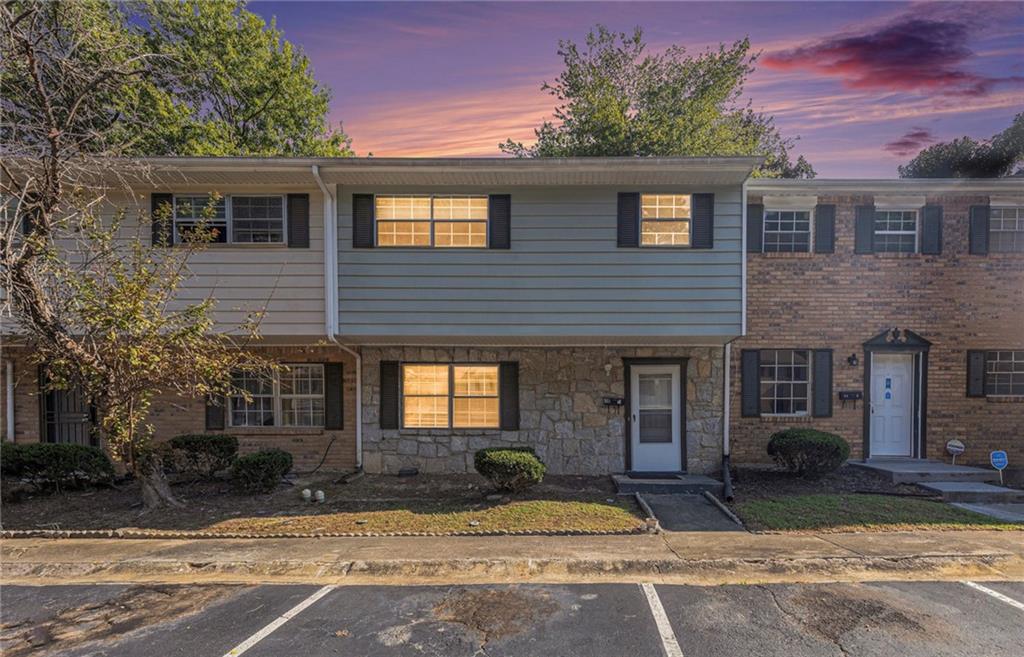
[[847, 353, 859, 367]]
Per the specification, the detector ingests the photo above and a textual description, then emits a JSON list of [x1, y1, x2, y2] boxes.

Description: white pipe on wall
[[5, 359, 14, 441], [723, 342, 731, 457]]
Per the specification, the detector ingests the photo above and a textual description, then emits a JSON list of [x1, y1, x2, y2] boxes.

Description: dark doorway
[[42, 382, 96, 446]]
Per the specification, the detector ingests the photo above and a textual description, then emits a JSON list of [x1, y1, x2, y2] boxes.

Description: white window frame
[[374, 194, 489, 249], [759, 349, 812, 417], [640, 193, 692, 248], [399, 363, 500, 429], [989, 206, 1024, 253], [985, 350, 1024, 397], [172, 194, 288, 246], [762, 208, 813, 253], [229, 363, 325, 428], [873, 208, 919, 254]]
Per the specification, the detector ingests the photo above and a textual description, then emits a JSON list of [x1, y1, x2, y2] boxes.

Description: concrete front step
[[850, 459, 1001, 484], [918, 481, 1024, 504], [612, 473, 724, 496]]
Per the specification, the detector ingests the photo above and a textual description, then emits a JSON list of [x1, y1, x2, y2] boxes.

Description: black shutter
[[969, 205, 990, 255], [854, 205, 875, 254], [617, 192, 640, 247], [205, 394, 226, 430], [151, 193, 173, 247], [324, 362, 344, 430], [920, 204, 943, 255], [691, 193, 715, 249], [499, 361, 520, 430], [488, 194, 511, 249], [352, 194, 375, 248], [747, 203, 764, 253], [740, 349, 761, 417], [812, 349, 833, 417], [286, 193, 310, 248], [814, 204, 836, 253], [379, 361, 399, 429], [966, 350, 987, 397]]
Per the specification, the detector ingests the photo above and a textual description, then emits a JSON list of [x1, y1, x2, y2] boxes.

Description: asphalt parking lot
[[2, 580, 1022, 657]]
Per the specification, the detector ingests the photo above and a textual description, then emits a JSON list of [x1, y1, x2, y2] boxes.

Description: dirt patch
[[731, 465, 928, 502], [766, 583, 954, 650], [434, 588, 558, 648], [0, 585, 243, 657]]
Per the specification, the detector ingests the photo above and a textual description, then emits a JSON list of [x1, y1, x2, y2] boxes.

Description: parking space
[[2, 581, 1022, 656]]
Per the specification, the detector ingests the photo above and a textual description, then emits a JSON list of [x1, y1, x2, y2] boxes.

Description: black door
[[43, 384, 95, 446]]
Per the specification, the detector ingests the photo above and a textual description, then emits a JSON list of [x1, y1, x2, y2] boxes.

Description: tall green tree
[[899, 113, 1024, 178], [502, 26, 814, 179]]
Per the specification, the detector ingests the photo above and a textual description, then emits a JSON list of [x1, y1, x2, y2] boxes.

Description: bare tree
[[1, 1, 272, 509]]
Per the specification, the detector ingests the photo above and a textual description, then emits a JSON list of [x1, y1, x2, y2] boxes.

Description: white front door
[[630, 364, 682, 472], [870, 354, 914, 457]]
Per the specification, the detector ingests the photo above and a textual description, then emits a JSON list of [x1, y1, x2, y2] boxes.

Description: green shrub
[[0, 442, 114, 491], [169, 433, 238, 477], [767, 428, 850, 479], [474, 447, 547, 492], [230, 448, 293, 493]]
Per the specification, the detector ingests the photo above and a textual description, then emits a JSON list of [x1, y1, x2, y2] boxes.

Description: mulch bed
[[729, 464, 931, 501], [0, 473, 645, 537]]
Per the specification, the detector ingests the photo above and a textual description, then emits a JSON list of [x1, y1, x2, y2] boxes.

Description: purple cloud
[[764, 15, 1023, 96], [883, 127, 937, 156]]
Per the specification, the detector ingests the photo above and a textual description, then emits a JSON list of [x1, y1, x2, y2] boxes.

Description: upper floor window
[[873, 209, 917, 253], [641, 194, 691, 246], [229, 364, 325, 427], [986, 351, 1024, 396], [401, 364, 499, 428], [376, 195, 488, 248], [763, 209, 811, 253], [173, 195, 285, 245], [759, 349, 810, 415], [990, 206, 1024, 253]]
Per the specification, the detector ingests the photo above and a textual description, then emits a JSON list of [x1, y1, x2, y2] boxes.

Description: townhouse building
[[2, 158, 1022, 477]]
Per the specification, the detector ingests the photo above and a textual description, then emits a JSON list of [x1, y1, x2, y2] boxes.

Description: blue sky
[[250, 1, 1024, 176]]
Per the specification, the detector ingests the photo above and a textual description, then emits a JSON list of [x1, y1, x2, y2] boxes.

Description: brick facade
[[0, 345, 358, 473], [731, 193, 1024, 469]]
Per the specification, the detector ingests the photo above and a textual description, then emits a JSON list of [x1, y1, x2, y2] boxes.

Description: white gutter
[[312, 165, 362, 469], [723, 342, 731, 458], [740, 177, 748, 336], [5, 359, 14, 441]]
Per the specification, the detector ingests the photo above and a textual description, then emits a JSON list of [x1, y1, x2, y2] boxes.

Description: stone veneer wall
[[360, 346, 725, 476]]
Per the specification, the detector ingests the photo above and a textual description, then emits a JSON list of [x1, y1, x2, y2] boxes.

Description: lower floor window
[[402, 364, 499, 428], [986, 351, 1024, 396], [759, 349, 810, 415], [230, 364, 325, 427]]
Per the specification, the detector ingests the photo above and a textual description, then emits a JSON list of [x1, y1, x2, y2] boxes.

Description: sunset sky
[[250, 1, 1023, 177]]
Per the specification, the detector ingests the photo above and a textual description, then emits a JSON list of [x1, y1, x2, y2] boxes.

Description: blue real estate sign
[[990, 450, 1008, 471]]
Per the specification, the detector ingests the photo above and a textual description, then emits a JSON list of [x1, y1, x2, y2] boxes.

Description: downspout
[[721, 341, 733, 501], [5, 359, 14, 441], [312, 166, 362, 469]]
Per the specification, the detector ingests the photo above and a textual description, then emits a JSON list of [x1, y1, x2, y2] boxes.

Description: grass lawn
[[204, 499, 644, 535], [734, 493, 1024, 533]]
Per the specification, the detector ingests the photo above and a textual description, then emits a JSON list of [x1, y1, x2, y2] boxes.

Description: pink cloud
[[883, 127, 937, 156]]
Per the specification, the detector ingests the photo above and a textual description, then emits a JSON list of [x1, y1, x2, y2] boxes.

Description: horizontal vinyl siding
[[338, 185, 743, 340]]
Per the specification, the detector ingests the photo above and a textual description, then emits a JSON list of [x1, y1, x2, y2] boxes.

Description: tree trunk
[[134, 454, 184, 511]]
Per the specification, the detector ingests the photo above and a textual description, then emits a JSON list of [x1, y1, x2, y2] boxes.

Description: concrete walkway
[[3, 529, 1022, 586]]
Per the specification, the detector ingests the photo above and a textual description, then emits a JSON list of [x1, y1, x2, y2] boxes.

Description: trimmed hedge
[[474, 447, 546, 492], [767, 428, 850, 479], [0, 442, 114, 491], [230, 448, 293, 493], [169, 433, 238, 477]]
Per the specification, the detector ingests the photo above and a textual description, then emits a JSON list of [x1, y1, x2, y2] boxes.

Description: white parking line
[[962, 581, 1024, 612], [222, 585, 336, 656], [640, 583, 685, 657]]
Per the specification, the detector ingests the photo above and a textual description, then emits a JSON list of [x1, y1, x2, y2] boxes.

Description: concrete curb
[[3, 551, 1021, 586], [0, 526, 647, 540]]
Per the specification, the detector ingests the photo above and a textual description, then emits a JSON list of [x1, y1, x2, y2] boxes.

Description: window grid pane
[[874, 210, 917, 253], [375, 195, 488, 248], [763, 210, 811, 253], [759, 350, 811, 415], [232, 196, 284, 244], [400, 364, 500, 428], [986, 351, 1024, 396], [640, 194, 691, 246], [453, 365, 499, 428], [402, 365, 450, 428], [279, 364, 325, 427], [990, 207, 1024, 253], [173, 195, 227, 243], [230, 370, 275, 427]]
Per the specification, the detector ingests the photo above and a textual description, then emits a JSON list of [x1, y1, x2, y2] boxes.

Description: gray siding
[[337, 185, 743, 343]]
